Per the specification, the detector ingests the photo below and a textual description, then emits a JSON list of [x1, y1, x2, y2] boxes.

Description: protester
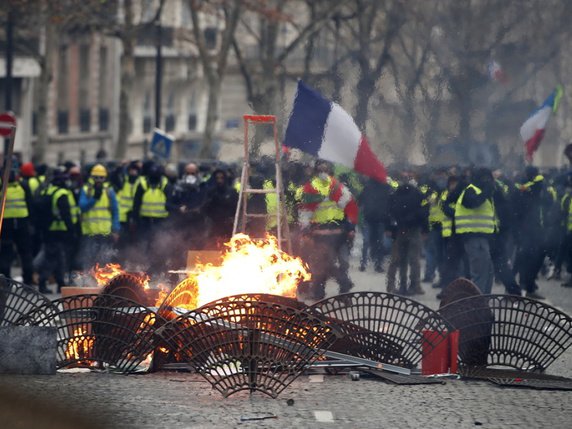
[[386, 173, 428, 295]]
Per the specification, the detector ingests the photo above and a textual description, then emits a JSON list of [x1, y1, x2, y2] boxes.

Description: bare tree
[[232, 0, 342, 138], [188, 0, 242, 159]]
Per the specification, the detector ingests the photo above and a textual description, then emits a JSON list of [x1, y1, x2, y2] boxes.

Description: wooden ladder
[[232, 114, 292, 253]]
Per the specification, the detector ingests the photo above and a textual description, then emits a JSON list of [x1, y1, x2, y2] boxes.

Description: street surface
[[1, 260, 572, 428]]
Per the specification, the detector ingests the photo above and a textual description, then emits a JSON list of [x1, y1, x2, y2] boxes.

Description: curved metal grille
[[158, 296, 339, 398], [100, 273, 150, 306], [438, 277, 482, 307], [439, 294, 572, 372], [0, 275, 52, 326], [19, 294, 161, 373], [157, 277, 199, 319], [309, 292, 452, 368]]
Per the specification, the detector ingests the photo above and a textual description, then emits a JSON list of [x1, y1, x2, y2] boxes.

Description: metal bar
[[0, 126, 16, 239], [242, 188, 276, 194], [322, 350, 411, 375], [232, 117, 250, 235], [273, 119, 283, 251], [3, 9, 14, 158], [243, 114, 276, 123]]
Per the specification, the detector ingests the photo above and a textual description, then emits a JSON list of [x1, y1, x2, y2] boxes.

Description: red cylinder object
[[421, 330, 450, 375]]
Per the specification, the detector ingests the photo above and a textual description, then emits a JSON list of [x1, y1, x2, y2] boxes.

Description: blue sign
[[150, 128, 173, 159]]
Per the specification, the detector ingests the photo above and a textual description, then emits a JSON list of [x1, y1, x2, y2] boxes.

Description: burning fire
[[91, 263, 127, 286], [91, 262, 151, 289], [181, 234, 310, 309], [65, 328, 94, 362]]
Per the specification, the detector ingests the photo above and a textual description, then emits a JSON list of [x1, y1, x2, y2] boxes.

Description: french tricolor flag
[[284, 81, 387, 183], [520, 85, 563, 162]]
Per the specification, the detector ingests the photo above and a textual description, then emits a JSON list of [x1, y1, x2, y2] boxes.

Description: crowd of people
[[1, 155, 571, 301], [357, 164, 572, 300], [0, 159, 240, 293]]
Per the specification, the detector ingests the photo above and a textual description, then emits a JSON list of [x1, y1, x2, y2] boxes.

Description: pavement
[[2, 257, 572, 428]]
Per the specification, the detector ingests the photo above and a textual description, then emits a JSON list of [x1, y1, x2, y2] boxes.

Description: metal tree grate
[[154, 292, 306, 370], [100, 273, 151, 306], [157, 277, 199, 319], [157, 296, 339, 398], [439, 294, 572, 372], [0, 275, 52, 326], [309, 292, 452, 368], [438, 277, 482, 307], [19, 294, 162, 373]]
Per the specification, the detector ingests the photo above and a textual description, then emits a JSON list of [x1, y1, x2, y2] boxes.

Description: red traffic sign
[[0, 112, 17, 137]]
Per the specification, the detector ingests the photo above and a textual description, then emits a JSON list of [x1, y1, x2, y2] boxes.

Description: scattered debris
[[240, 413, 277, 422]]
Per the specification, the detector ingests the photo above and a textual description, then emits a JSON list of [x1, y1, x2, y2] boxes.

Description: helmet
[[20, 162, 36, 178], [91, 164, 107, 178]]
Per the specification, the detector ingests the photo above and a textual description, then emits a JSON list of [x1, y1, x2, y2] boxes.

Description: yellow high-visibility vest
[[118, 178, 136, 223], [140, 178, 168, 219], [455, 184, 495, 235], [566, 196, 572, 233], [81, 184, 112, 236], [440, 190, 454, 238], [310, 176, 344, 224], [4, 182, 29, 218], [47, 186, 79, 232]]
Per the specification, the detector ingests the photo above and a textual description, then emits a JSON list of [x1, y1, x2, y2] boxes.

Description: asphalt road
[[2, 258, 572, 428]]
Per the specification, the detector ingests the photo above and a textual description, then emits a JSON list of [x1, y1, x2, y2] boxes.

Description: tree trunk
[[199, 76, 222, 159], [115, 0, 135, 160], [34, 17, 54, 163], [355, 74, 374, 131]]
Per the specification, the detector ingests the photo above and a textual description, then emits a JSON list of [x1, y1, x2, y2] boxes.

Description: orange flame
[[91, 263, 126, 286], [65, 328, 94, 361], [90, 263, 151, 289], [174, 234, 310, 310]]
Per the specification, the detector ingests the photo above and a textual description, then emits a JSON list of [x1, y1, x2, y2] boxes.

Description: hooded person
[[77, 164, 120, 269], [203, 168, 239, 248], [512, 166, 548, 299], [132, 163, 175, 274], [34, 167, 77, 293], [385, 172, 428, 295], [453, 167, 496, 295], [20, 162, 40, 194], [296, 159, 359, 300], [0, 167, 34, 285]]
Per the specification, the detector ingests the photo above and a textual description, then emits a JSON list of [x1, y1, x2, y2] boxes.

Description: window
[[78, 44, 90, 132], [99, 108, 109, 131], [188, 114, 197, 130], [188, 90, 198, 131], [165, 114, 176, 132], [32, 111, 37, 136], [204, 27, 217, 50], [143, 117, 153, 134], [57, 45, 69, 118], [99, 46, 110, 131], [79, 108, 91, 132], [57, 110, 69, 134], [143, 91, 153, 133]]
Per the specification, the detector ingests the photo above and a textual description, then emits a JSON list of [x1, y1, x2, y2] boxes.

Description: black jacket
[[359, 179, 391, 223], [388, 185, 428, 231]]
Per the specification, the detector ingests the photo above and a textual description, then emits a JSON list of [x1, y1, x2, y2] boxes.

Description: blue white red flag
[[520, 85, 563, 162], [284, 81, 387, 183]]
